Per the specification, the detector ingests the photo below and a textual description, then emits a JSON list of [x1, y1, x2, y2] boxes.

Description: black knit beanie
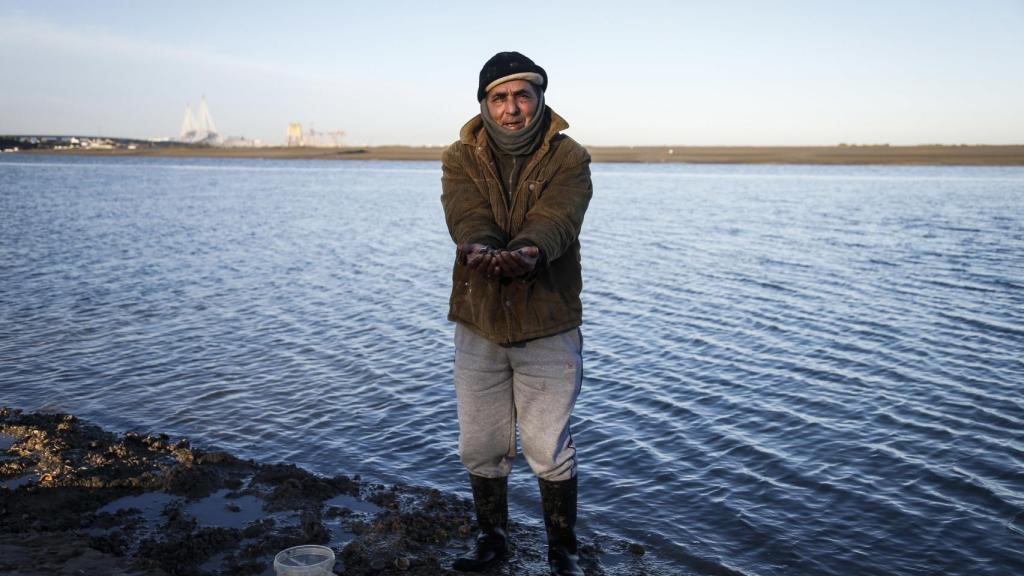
[[477, 52, 548, 102]]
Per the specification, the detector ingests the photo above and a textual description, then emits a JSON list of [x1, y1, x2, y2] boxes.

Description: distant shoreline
[[16, 144, 1024, 166]]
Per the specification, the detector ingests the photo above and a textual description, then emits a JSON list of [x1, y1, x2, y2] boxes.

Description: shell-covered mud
[[0, 409, 667, 575]]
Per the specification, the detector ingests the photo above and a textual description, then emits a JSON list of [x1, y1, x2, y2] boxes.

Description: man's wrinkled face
[[485, 80, 539, 131]]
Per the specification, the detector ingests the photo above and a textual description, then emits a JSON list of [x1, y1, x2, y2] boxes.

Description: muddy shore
[[17, 144, 1024, 165], [0, 408, 663, 576]]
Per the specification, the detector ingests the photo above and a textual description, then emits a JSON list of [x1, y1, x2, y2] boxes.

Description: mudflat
[[23, 144, 1024, 165], [0, 409, 659, 575]]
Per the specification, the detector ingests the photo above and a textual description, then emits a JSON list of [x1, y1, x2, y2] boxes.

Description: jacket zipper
[[508, 156, 516, 204], [506, 145, 546, 233], [505, 155, 516, 344]]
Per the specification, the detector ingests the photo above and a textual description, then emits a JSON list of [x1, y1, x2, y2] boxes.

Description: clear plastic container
[[273, 545, 335, 576]]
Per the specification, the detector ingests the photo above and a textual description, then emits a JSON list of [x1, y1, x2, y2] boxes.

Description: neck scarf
[[480, 92, 548, 156]]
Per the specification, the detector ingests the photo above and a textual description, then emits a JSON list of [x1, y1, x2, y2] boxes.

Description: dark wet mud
[[0, 408, 668, 575]]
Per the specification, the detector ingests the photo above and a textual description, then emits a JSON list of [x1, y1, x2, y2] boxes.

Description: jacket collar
[[459, 106, 569, 149]]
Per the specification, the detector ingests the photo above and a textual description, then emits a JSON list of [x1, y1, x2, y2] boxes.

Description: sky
[[1, 1, 1022, 146]]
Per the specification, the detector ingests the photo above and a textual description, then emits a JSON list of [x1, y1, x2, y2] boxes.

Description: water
[[2, 155, 1023, 575]]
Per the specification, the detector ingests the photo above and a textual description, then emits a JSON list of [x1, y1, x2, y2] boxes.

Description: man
[[440, 51, 593, 576]]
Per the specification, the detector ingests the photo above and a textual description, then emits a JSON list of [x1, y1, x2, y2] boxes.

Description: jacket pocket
[[525, 179, 548, 202]]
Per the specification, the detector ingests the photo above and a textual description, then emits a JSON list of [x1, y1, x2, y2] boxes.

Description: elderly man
[[440, 52, 592, 575]]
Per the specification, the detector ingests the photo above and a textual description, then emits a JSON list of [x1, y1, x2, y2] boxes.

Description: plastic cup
[[273, 545, 335, 576]]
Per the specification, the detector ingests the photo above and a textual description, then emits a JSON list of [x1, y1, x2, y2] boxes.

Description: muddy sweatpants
[[453, 322, 583, 482]]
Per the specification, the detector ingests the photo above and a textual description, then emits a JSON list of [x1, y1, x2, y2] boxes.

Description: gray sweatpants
[[453, 323, 583, 482]]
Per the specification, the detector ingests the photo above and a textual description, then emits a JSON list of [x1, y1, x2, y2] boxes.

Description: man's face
[[485, 80, 540, 131]]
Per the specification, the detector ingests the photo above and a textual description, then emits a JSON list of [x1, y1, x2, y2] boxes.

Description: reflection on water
[[1, 156, 1023, 575]]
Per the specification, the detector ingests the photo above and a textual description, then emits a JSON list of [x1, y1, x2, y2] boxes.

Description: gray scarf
[[480, 93, 548, 156]]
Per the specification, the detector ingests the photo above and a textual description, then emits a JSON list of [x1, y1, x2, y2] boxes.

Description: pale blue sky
[[2, 1, 1022, 146]]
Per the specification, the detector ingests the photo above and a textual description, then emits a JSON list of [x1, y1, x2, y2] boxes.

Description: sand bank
[[21, 144, 1024, 165], [0, 408, 658, 575]]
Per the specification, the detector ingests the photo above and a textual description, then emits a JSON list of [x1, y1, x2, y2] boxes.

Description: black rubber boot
[[453, 474, 509, 572], [539, 476, 584, 576]]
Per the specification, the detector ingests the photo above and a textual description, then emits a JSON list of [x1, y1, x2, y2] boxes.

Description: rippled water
[[2, 156, 1022, 575]]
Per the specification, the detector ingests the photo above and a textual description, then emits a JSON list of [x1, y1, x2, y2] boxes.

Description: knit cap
[[477, 52, 547, 102]]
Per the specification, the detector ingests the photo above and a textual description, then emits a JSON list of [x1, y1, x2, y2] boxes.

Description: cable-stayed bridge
[[178, 96, 221, 144]]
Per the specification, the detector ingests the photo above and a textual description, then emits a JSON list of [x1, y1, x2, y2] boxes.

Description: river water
[[1, 156, 1022, 575]]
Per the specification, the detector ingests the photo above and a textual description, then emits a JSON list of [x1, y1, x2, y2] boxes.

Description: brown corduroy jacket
[[441, 107, 593, 345]]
